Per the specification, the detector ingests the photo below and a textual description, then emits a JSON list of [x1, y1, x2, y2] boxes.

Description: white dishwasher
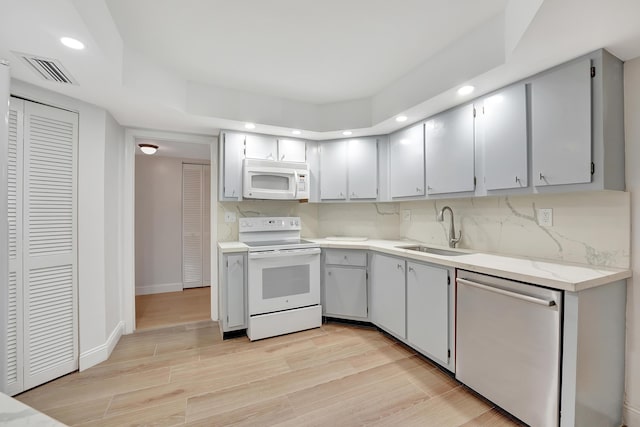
[[456, 270, 562, 427]]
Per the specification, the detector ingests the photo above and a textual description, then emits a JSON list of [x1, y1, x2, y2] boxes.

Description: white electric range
[[239, 217, 321, 341]]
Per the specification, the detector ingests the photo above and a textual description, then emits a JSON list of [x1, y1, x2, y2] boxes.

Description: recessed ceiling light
[[342, 131, 352, 136], [245, 123, 256, 129], [60, 37, 85, 50], [292, 130, 301, 135], [395, 115, 408, 122], [138, 143, 158, 155], [457, 85, 475, 96]]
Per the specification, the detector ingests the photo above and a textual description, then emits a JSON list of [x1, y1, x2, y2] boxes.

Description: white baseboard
[[624, 403, 640, 426], [79, 321, 124, 371], [136, 282, 183, 295]]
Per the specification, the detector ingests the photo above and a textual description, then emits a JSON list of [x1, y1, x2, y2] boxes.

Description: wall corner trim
[[624, 402, 640, 426], [79, 321, 124, 371]]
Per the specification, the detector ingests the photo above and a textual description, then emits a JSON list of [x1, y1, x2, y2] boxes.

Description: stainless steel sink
[[399, 245, 471, 256]]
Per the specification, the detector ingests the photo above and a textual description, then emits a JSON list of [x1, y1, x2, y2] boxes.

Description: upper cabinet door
[[531, 59, 592, 186], [222, 132, 244, 199], [320, 140, 347, 200], [389, 122, 425, 198], [425, 104, 475, 194], [245, 134, 277, 160], [348, 138, 378, 199], [483, 84, 528, 190], [277, 138, 306, 162]]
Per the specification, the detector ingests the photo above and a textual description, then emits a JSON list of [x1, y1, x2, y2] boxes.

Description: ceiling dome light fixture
[[292, 130, 301, 135], [457, 85, 475, 96], [60, 37, 85, 50], [138, 143, 158, 155], [395, 115, 408, 122], [245, 123, 256, 129], [342, 130, 352, 136]]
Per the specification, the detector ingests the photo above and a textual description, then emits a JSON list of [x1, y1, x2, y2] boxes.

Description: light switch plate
[[537, 208, 553, 227], [224, 212, 237, 223], [402, 209, 411, 222]]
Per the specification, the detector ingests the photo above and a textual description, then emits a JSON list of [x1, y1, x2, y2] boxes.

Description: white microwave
[[243, 158, 310, 200]]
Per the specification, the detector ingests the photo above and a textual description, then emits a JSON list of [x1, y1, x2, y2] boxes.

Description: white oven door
[[248, 248, 320, 316]]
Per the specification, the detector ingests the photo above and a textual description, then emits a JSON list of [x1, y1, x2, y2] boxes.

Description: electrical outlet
[[402, 209, 411, 222], [224, 212, 236, 223], [537, 208, 553, 227]]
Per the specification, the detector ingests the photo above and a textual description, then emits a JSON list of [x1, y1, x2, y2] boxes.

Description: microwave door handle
[[293, 170, 298, 199]]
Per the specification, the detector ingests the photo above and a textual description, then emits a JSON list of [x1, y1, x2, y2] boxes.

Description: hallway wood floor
[[15, 321, 524, 426], [135, 287, 211, 330]]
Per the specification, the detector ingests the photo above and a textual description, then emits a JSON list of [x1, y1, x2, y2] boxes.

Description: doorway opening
[[134, 137, 212, 330]]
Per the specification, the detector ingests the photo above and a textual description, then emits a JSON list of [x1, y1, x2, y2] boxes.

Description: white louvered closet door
[[6, 98, 24, 396], [22, 100, 78, 390], [183, 164, 204, 288]]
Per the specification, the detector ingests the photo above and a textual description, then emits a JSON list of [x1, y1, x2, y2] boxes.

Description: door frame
[[123, 128, 217, 334]]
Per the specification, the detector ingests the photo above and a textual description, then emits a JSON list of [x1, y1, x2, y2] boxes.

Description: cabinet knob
[[344, 255, 348, 260], [397, 263, 403, 270], [515, 176, 520, 183], [408, 266, 414, 272], [416, 187, 422, 193], [539, 172, 545, 180], [328, 271, 332, 276]]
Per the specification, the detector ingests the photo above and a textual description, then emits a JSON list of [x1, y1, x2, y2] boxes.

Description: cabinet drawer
[[324, 250, 366, 267]]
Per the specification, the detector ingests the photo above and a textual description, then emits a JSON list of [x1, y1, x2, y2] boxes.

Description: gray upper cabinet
[[482, 84, 528, 190], [347, 138, 378, 199], [425, 104, 475, 194], [320, 137, 378, 201], [531, 59, 592, 187], [389, 122, 425, 198], [277, 138, 306, 162], [222, 132, 244, 199], [320, 140, 347, 200], [245, 133, 277, 160]]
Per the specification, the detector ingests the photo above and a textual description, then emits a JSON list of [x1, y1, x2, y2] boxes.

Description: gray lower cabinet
[[322, 250, 368, 320], [406, 261, 452, 369], [218, 253, 247, 334], [370, 253, 406, 339]]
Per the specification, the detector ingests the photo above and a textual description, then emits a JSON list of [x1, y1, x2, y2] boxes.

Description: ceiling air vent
[[12, 51, 78, 85]]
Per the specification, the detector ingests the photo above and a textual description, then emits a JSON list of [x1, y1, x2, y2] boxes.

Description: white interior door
[[203, 165, 211, 285], [22, 100, 78, 391]]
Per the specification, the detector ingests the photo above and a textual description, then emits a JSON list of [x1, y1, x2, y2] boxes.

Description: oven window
[[262, 265, 310, 299], [251, 174, 290, 191]]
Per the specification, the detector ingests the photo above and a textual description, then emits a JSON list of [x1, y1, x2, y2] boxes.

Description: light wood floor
[[135, 287, 211, 330], [16, 321, 525, 426]]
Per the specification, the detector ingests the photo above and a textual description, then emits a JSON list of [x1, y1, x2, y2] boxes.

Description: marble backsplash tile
[[217, 191, 630, 269], [399, 191, 630, 269]]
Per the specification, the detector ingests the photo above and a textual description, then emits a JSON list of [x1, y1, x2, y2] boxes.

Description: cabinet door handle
[[416, 187, 422, 193], [397, 263, 404, 271], [408, 266, 414, 272], [328, 271, 332, 276], [515, 176, 520, 183], [539, 172, 545, 180]]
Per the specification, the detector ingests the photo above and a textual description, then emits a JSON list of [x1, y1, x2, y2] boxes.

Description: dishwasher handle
[[456, 277, 556, 307]]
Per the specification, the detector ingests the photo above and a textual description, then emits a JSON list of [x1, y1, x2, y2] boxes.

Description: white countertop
[[0, 393, 66, 426], [219, 238, 631, 292]]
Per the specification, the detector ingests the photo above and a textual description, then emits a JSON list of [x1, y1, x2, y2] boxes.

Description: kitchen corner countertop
[[0, 392, 66, 426], [219, 239, 631, 292]]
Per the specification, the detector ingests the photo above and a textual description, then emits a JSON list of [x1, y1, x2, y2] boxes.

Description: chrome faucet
[[437, 206, 461, 248]]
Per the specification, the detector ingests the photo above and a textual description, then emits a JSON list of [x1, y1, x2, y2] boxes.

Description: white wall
[[624, 56, 640, 427], [104, 112, 125, 338], [10, 79, 124, 370], [135, 155, 209, 294]]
